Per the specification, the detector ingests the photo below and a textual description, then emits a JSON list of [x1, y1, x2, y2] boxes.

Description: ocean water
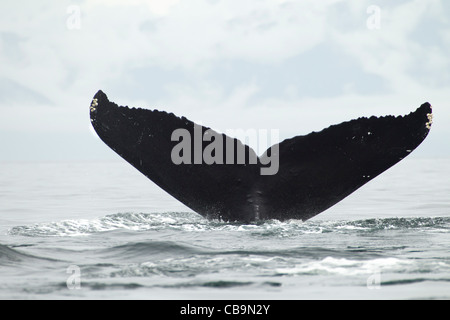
[[0, 158, 449, 300]]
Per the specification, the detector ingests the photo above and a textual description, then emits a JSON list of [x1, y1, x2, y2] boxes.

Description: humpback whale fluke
[[90, 90, 432, 222]]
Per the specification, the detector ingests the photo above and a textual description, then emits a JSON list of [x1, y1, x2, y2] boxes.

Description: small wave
[[0, 244, 27, 264], [76, 282, 144, 291], [7, 213, 450, 237], [381, 278, 450, 286], [104, 241, 203, 262], [162, 280, 282, 289], [338, 217, 450, 232], [7, 212, 205, 237], [169, 280, 255, 289], [274, 256, 412, 276], [0, 243, 54, 265]]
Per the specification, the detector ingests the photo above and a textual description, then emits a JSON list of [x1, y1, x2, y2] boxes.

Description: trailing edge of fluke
[[90, 90, 432, 222]]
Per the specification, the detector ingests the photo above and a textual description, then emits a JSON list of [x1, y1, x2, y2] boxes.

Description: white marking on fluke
[[426, 111, 433, 130], [90, 98, 98, 112]]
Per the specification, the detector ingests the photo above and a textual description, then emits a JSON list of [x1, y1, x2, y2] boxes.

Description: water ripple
[[7, 212, 450, 237]]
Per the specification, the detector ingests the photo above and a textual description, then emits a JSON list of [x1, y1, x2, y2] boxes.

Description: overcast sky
[[0, 0, 449, 162]]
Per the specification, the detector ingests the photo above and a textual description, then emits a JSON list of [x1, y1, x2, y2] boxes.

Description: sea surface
[[0, 158, 449, 300]]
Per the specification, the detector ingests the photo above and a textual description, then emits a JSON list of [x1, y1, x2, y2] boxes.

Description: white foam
[[275, 257, 412, 276]]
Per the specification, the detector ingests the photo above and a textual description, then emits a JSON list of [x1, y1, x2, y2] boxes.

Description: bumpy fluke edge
[[90, 90, 432, 222]]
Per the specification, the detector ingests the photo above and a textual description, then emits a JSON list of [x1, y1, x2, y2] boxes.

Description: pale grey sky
[[0, 0, 449, 161]]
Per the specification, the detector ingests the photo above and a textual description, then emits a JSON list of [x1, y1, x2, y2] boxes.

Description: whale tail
[[90, 90, 432, 222]]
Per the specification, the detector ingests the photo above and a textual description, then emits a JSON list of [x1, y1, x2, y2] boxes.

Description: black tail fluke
[[90, 90, 432, 222]]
